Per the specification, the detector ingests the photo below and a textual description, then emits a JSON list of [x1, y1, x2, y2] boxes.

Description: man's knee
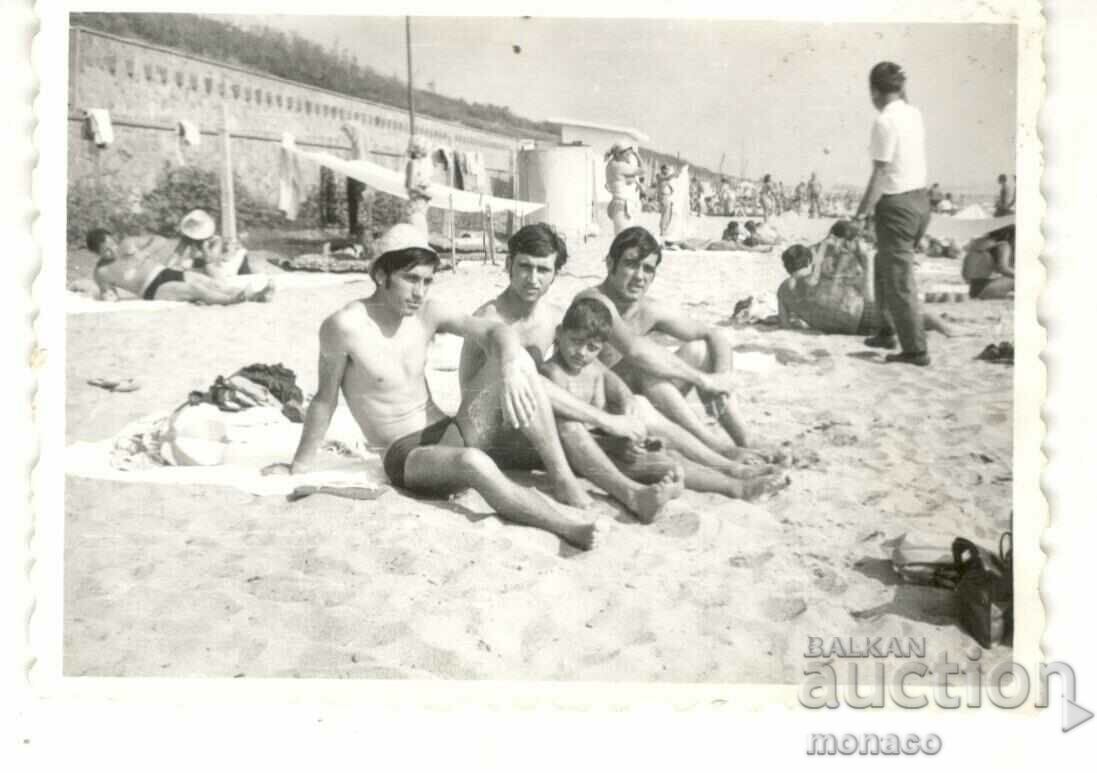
[[453, 447, 498, 480], [677, 339, 711, 370]]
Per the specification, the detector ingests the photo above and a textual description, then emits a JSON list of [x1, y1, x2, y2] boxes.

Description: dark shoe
[[885, 351, 931, 367], [864, 334, 898, 350]]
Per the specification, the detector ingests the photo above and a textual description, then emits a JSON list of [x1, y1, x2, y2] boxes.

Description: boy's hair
[[869, 61, 906, 95], [560, 297, 613, 344], [507, 223, 568, 270], [86, 227, 112, 254], [829, 220, 857, 240], [744, 220, 758, 233], [781, 244, 813, 275], [608, 226, 662, 272], [370, 247, 440, 282]]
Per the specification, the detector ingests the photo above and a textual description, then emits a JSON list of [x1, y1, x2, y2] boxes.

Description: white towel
[[85, 108, 114, 148], [278, 133, 305, 221], [174, 120, 200, 166]]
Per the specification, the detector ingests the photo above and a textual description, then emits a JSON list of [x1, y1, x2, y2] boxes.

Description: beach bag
[[890, 533, 962, 588], [953, 534, 1013, 648]]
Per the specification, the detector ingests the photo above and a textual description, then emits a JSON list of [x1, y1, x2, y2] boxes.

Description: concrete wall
[[68, 26, 552, 213]]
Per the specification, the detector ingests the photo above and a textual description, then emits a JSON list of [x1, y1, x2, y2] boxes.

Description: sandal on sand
[[87, 377, 140, 392]]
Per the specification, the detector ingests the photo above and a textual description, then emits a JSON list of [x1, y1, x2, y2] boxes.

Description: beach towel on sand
[[66, 405, 386, 497]]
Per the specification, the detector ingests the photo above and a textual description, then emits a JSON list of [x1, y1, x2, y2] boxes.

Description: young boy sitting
[[543, 298, 790, 506]]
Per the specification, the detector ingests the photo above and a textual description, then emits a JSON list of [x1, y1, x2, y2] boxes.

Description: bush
[[139, 163, 284, 237], [66, 178, 151, 245]]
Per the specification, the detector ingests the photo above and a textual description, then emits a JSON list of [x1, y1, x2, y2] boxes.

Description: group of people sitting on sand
[[88, 209, 279, 304], [263, 222, 792, 550]]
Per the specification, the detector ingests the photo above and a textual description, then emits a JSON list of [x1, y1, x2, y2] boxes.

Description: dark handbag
[[952, 534, 1013, 648]]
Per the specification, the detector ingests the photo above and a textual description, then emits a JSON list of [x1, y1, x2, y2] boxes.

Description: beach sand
[[64, 212, 1014, 680]]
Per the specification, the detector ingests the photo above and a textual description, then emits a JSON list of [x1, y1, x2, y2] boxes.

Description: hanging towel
[[175, 120, 201, 166], [451, 150, 467, 191], [278, 133, 305, 221], [84, 109, 114, 148], [468, 152, 489, 194], [342, 123, 370, 160], [279, 140, 544, 216]]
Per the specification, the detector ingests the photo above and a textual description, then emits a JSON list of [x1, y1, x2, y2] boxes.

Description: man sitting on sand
[[266, 225, 608, 551], [962, 224, 1015, 300], [459, 224, 779, 521], [576, 226, 779, 463], [88, 227, 273, 304], [543, 298, 789, 505], [777, 226, 953, 337]]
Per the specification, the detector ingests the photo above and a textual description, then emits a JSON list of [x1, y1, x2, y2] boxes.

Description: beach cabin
[[517, 118, 649, 243]]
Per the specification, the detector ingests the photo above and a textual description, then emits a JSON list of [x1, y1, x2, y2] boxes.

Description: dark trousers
[[873, 189, 931, 353], [346, 178, 365, 236]]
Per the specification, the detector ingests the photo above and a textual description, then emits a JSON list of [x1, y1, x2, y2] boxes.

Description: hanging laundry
[[278, 133, 306, 221], [84, 109, 114, 148], [467, 152, 490, 194], [175, 119, 201, 165], [453, 150, 470, 191]]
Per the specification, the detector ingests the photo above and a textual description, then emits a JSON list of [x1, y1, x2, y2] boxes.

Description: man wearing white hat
[[268, 224, 608, 551], [605, 140, 643, 234]]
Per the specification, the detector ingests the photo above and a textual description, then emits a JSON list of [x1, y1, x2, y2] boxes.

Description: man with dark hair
[[269, 224, 607, 551], [87, 227, 272, 304], [962, 224, 1015, 299], [853, 60, 932, 366], [575, 226, 778, 463], [460, 224, 773, 518]]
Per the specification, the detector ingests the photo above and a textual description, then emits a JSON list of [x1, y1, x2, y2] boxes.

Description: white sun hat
[[375, 223, 432, 256], [179, 209, 216, 241]]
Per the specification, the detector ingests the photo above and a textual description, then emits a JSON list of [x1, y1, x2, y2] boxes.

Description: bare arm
[[541, 364, 645, 440], [601, 367, 637, 415], [434, 302, 536, 428], [855, 161, 888, 220], [993, 243, 1015, 278], [651, 303, 734, 378], [93, 268, 119, 301], [583, 292, 715, 392], [288, 317, 349, 472]]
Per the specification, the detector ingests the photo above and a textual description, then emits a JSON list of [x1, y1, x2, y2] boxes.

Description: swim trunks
[[143, 267, 186, 300], [607, 198, 633, 220], [382, 417, 456, 488]]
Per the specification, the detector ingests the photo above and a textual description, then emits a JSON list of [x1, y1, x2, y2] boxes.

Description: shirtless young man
[[576, 226, 775, 463], [269, 225, 607, 551], [87, 228, 271, 304], [458, 223, 688, 523]]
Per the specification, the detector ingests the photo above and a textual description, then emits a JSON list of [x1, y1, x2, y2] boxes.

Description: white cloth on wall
[[175, 120, 201, 166], [341, 124, 370, 160], [278, 133, 306, 220], [280, 135, 543, 216], [85, 109, 114, 148]]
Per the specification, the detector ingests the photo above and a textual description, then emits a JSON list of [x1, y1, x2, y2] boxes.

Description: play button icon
[[1063, 698, 1094, 733]]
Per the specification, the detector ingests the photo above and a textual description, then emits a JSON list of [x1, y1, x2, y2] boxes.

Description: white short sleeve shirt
[[869, 100, 927, 195]]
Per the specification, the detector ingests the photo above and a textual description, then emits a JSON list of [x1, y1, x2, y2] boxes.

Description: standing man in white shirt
[[853, 61, 932, 367]]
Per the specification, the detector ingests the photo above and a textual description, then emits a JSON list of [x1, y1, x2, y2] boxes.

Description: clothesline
[[278, 134, 544, 217]]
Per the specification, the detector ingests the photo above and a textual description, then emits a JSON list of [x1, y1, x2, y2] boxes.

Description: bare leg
[[556, 421, 683, 523], [155, 279, 245, 305], [639, 401, 774, 476], [457, 352, 592, 508], [404, 444, 608, 550], [923, 313, 953, 336], [611, 447, 787, 501], [673, 339, 753, 447]]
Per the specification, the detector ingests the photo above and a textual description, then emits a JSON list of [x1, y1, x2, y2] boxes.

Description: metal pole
[[405, 16, 416, 139]]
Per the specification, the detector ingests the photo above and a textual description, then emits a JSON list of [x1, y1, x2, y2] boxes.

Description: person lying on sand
[[777, 235, 952, 337], [704, 221, 774, 252], [167, 210, 282, 279], [543, 298, 789, 507], [265, 225, 608, 551], [575, 226, 787, 465], [459, 225, 773, 522], [962, 224, 1015, 300], [87, 228, 274, 304]]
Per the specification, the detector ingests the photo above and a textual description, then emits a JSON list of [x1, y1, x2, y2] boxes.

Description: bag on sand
[[890, 533, 962, 588], [953, 533, 1013, 649]]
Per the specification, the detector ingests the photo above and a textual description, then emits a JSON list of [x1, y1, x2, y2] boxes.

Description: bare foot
[[740, 472, 792, 501], [553, 476, 594, 509], [254, 280, 276, 303], [721, 446, 771, 466], [564, 518, 611, 551], [720, 460, 780, 478], [628, 465, 685, 524]]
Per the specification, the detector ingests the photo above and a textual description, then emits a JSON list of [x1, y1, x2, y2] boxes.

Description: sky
[[219, 15, 1017, 192]]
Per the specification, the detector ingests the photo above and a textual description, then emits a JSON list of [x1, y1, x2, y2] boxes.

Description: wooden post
[[510, 148, 519, 235], [220, 104, 237, 243], [486, 204, 497, 265], [449, 193, 457, 269]]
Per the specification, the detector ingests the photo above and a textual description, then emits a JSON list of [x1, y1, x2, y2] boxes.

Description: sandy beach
[[63, 211, 1014, 681]]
